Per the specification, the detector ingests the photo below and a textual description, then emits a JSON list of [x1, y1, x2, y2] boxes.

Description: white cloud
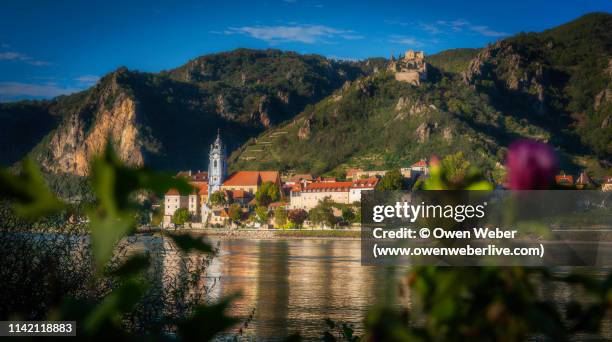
[[420, 23, 442, 35], [0, 51, 50, 66], [389, 35, 423, 47], [468, 25, 508, 37], [0, 52, 26, 60], [223, 24, 363, 44], [384, 19, 411, 27], [0, 82, 79, 100], [74, 74, 100, 85], [422, 19, 508, 37]]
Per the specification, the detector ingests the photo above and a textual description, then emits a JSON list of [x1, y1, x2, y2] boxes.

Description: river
[[206, 239, 397, 340], [135, 236, 612, 341]]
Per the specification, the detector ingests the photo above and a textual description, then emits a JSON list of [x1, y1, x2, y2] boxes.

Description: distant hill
[[0, 13, 610, 183], [427, 48, 480, 74], [231, 13, 611, 179], [0, 49, 367, 174]]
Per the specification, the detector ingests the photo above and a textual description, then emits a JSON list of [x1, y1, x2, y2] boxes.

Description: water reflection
[[152, 237, 610, 340], [207, 239, 398, 340]]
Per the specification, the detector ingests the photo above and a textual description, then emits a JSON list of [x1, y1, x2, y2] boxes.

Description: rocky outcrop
[[462, 41, 549, 115], [297, 117, 313, 140], [216, 94, 237, 120], [250, 96, 272, 128], [40, 74, 144, 176], [415, 122, 431, 143], [594, 88, 611, 110], [442, 127, 453, 141], [395, 97, 410, 111], [276, 90, 290, 105]]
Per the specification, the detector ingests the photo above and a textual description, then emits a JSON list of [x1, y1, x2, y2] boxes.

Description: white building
[[163, 189, 189, 227], [289, 178, 379, 211], [348, 177, 379, 204]]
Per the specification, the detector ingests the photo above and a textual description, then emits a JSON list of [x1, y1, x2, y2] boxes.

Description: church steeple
[[208, 129, 227, 197]]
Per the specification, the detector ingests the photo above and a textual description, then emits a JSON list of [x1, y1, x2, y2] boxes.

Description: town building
[[576, 171, 595, 189], [349, 177, 379, 203], [208, 130, 227, 195], [289, 181, 352, 210], [555, 173, 574, 186], [289, 177, 379, 210], [221, 171, 281, 194]]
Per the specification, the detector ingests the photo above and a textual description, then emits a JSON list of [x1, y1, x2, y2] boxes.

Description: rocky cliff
[[39, 74, 144, 175]]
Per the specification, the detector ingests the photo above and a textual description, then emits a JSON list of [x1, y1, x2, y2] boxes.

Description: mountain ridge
[[0, 13, 610, 180]]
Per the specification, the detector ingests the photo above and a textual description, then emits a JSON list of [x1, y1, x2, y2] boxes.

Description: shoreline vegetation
[[142, 227, 362, 239]]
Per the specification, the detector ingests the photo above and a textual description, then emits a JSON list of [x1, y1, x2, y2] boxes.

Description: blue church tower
[[207, 129, 227, 197]]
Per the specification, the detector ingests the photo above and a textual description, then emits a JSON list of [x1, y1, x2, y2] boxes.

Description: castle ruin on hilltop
[[388, 49, 427, 86]]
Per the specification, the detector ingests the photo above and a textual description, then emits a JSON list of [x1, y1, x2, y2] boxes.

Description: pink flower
[[506, 140, 558, 190]]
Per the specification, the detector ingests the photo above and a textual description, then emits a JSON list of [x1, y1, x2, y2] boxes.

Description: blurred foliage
[[0, 143, 239, 340], [421, 153, 494, 190], [360, 155, 611, 342]]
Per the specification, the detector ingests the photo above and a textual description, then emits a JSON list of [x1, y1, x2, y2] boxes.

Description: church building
[[208, 130, 227, 196]]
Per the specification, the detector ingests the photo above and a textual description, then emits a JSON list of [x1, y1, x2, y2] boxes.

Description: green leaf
[[0, 159, 65, 219], [83, 278, 148, 333], [166, 232, 213, 253], [89, 211, 135, 270], [109, 254, 150, 277], [176, 293, 240, 341]]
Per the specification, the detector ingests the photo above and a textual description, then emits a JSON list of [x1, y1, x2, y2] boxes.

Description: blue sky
[[0, 0, 610, 101]]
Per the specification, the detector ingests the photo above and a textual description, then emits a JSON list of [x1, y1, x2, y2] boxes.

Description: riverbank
[[142, 227, 361, 240]]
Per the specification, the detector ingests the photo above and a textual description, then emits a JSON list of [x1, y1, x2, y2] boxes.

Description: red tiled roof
[[191, 182, 208, 195], [223, 171, 279, 187], [269, 201, 288, 208], [287, 173, 314, 182], [304, 181, 352, 192], [411, 160, 427, 168], [346, 168, 363, 177], [166, 188, 180, 196], [193, 171, 208, 181], [351, 177, 379, 188], [555, 174, 574, 184], [230, 189, 248, 199]]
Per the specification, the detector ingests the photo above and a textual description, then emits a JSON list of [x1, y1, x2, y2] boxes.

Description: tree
[[228, 204, 242, 223], [441, 152, 471, 183], [288, 209, 308, 227], [274, 207, 288, 228], [308, 198, 337, 227], [341, 207, 355, 223], [150, 204, 164, 227], [254, 205, 269, 224], [376, 169, 404, 190], [209, 190, 227, 206], [172, 208, 190, 226], [255, 181, 281, 207]]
